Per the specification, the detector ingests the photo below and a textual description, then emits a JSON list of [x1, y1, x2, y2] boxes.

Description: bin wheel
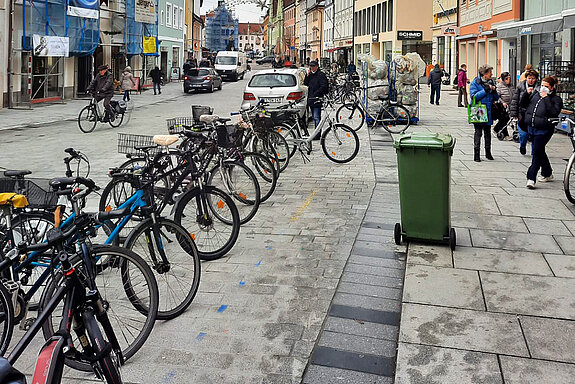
[[449, 228, 456, 251], [394, 223, 402, 245]]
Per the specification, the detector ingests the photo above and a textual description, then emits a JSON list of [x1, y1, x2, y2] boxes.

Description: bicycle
[[78, 96, 127, 134], [550, 116, 575, 204], [335, 87, 411, 133]]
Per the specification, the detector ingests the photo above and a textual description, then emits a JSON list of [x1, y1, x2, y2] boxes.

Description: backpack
[[453, 69, 459, 86]]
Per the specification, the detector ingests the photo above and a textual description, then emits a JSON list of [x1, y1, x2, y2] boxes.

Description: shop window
[[388, 0, 393, 31], [381, 2, 386, 32]]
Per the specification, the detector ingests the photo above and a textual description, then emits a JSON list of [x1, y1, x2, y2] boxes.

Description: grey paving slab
[[481, 271, 575, 319], [519, 315, 575, 363], [341, 271, 404, 289], [333, 292, 401, 313], [454, 247, 553, 276], [403, 264, 485, 310], [500, 356, 575, 384], [453, 227, 473, 247], [495, 195, 575, 220], [337, 282, 402, 300], [451, 192, 501, 215], [555, 236, 575, 254], [395, 343, 503, 384], [399, 303, 529, 356], [303, 365, 392, 384], [407, 244, 452, 267], [470, 229, 563, 253], [544, 254, 575, 277], [452, 212, 529, 233], [523, 217, 572, 236]]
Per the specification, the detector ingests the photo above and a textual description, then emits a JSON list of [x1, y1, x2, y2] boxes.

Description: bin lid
[[394, 132, 456, 151]]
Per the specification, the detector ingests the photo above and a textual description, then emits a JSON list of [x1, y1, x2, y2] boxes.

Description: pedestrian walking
[[493, 72, 514, 140], [510, 69, 540, 155], [148, 66, 164, 95], [520, 76, 563, 189], [428, 64, 444, 105], [183, 59, 192, 75], [457, 64, 469, 107], [470, 64, 500, 162], [87, 64, 115, 122], [304, 60, 329, 140], [120, 66, 136, 102]]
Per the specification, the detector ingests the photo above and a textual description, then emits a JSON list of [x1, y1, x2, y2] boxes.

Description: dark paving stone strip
[[329, 304, 401, 326], [362, 222, 396, 230], [310, 346, 396, 377]]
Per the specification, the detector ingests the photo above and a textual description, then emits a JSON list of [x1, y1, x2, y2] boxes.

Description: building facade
[[238, 23, 265, 56], [353, 0, 433, 65], [306, 0, 324, 61], [431, 0, 458, 78], [204, 1, 239, 52], [283, 0, 297, 61], [333, 0, 353, 67], [185, 0, 203, 62], [323, 0, 334, 58], [268, 0, 284, 55], [158, 0, 185, 79], [297, 0, 308, 63]]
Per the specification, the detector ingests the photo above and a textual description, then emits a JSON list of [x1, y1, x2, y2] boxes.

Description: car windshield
[[249, 74, 296, 88], [188, 69, 210, 76], [215, 56, 237, 65]]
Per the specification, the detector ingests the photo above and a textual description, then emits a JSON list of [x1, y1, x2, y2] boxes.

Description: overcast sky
[[200, 0, 266, 23]]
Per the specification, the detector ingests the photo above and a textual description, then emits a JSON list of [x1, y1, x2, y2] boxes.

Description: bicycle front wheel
[[78, 105, 98, 133], [40, 245, 159, 371], [564, 153, 575, 204], [125, 218, 201, 320], [380, 104, 411, 134], [240, 152, 278, 202], [0, 282, 14, 355], [321, 124, 360, 164], [336, 103, 365, 131], [109, 112, 124, 128]]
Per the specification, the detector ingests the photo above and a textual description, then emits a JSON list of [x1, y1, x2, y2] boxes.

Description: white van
[[215, 51, 247, 81]]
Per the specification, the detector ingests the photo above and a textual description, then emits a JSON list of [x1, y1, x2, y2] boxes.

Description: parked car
[[256, 56, 275, 65], [215, 51, 248, 81], [241, 68, 308, 120], [184, 68, 222, 93]]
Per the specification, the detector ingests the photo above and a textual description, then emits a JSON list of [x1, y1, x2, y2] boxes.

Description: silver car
[[241, 68, 308, 119]]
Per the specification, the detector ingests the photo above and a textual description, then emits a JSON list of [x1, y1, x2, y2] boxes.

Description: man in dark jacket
[[183, 60, 192, 76], [149, 66, 164, 95], [87, 64, 115, 122], [304, 60, 329, 139], [428, 64, 445, 105], [510, 70, 539, 154]]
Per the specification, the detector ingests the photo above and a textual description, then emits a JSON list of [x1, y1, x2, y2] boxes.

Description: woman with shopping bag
[[470, 64, 499, 162]]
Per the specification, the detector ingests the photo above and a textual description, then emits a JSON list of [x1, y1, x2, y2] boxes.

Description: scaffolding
[[205, 2, 239, 52], [126, 0, 158, 57]]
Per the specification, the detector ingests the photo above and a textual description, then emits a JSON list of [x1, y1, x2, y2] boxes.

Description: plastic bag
[[397, 84, 418, 105], [357, 54, 377, 73], [395, 71, 417, 86], [371, 60, 388, 80], [367, 79, 389, 100], [405, 52, 426, 77]]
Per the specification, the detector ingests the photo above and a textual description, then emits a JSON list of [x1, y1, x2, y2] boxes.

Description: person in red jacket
[[457, 64, 468, 107]]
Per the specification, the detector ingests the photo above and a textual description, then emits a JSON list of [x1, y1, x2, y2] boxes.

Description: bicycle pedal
[[21, 317, 36, 331]]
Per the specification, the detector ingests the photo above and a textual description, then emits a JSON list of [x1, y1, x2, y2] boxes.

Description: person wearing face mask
[[470, 64, 500, 162], [304, 60, 329, 139], [510, 69, 539, 154], [520, 76, 563, 189]]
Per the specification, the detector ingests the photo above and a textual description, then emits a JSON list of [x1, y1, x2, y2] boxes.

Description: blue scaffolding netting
[[205, 3, 238, 52], [126, 0, 158, 57], [23, 0, 100, 55]]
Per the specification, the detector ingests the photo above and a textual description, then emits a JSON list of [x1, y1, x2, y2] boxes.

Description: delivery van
[[214, 51, 247, 81]]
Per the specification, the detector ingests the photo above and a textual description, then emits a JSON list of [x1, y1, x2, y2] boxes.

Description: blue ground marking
[[217, 304, 228, 313], [255, 260, 262, 266], [162, 371, 176, 383], [195, 332, 207, 341], [239, 280, 246, 287]]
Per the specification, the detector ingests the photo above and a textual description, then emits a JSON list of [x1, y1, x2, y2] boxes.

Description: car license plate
[[193, 84, 202, 87], [265, 97, 282, 103]]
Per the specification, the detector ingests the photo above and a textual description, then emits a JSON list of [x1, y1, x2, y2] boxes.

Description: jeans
[[311, 106, 322, 127], [153, 82, 161, 94], [123, 90, 130, 101], [527, 130, 553, 181], [473, 124, 491, 152], [518, 126, 529, 151], [430, 85, 440, 104], [458, 87, 468, 106]]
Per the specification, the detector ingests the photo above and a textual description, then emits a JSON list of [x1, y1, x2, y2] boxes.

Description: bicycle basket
[[166, 117, 195, 134], [117, 133, 159, 155], [216, 124, 244, 148], [270, 110, 298, 125], [0, 178, 58, 209], [191, 105, 214, 121], [252, 113, 275, 133]]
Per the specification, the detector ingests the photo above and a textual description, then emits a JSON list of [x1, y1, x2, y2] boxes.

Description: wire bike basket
[[0, 178, 59, 209], [117, 133, 159, 155]]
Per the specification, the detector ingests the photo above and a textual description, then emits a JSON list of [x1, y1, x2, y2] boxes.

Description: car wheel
[[218, 81, 223, 90], [209, 83, 214, 93]]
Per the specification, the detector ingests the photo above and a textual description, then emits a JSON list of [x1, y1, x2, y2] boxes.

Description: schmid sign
[[397, 31, 423, 40]]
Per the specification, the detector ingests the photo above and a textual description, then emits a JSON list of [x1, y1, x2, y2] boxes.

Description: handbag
[[468, 96, 489, 124]]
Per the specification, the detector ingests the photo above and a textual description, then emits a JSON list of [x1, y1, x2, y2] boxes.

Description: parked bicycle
[[550, 116, 575, 204], [78, 97, 127, 134]]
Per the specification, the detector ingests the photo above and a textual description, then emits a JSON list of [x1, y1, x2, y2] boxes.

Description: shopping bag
[[467, 96, 489, 124]]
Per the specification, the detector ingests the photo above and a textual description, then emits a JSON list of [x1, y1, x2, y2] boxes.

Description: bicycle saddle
[[153, 135, 179, 146], [199, 115, 220, 123], [3, 170, 32, 178], [134, 144, 158, 152]]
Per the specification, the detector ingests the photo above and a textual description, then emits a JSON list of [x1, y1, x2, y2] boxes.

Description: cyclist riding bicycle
[[87, 64, 115, 122]]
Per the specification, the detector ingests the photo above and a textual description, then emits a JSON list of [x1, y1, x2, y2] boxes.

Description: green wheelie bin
[[393, 133, 457, 250]]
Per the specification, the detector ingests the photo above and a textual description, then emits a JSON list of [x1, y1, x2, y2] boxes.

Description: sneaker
[[526, 180, 535, 189], [520, 147, 526, 155], [538, 175, 554, 182], [436, 102, 439, 106]]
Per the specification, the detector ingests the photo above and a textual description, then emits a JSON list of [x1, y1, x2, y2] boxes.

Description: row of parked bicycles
[[0, 91, 366, 382]]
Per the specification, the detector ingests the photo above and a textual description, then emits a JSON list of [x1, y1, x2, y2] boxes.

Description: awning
[[497, 27, 518, 39], [565, 15, 575, 29], [326, 47, 344, 52], [496, 17, 563, 38], [456, 34, 477, 41]]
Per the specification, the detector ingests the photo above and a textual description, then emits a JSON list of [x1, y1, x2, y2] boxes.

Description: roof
[[238, 23, 263, 35]]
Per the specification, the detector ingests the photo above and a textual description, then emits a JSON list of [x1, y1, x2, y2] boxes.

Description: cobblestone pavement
[[0, 71, 378, 383]]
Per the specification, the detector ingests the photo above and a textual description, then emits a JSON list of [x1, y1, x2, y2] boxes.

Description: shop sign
[[67, 0, 99, 19], [520, 26, 532, 35], [32, 35, 69, 57], [372, 33, 379, 42], [143, 36, 157, 54], [441, 26, 459, 36], [397, 31, 423, 40], [135, 0, 156, 24]]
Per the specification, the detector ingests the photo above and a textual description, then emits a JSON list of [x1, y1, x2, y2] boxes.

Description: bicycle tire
[[321, 124, 360, 164], [125, 218, 201, 320], [0, 282, 14, 355], [253, 131, 290, 173], [207, 161, 261, 225], [78, 105, 98, 133], [174, 186, 240, 261], [39, 245, 159, 372], [82, 308, 123, 384], [108, 112, 124, 128], [336, 103, 365, 131], [240, 152, 278, 203], [380, 104, 411, 134], [276, 123, 299, 159], [564, 153, 575, 204]]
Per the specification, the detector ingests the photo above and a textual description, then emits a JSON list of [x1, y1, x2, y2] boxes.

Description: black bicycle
[[78, 97, 127, 133]]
